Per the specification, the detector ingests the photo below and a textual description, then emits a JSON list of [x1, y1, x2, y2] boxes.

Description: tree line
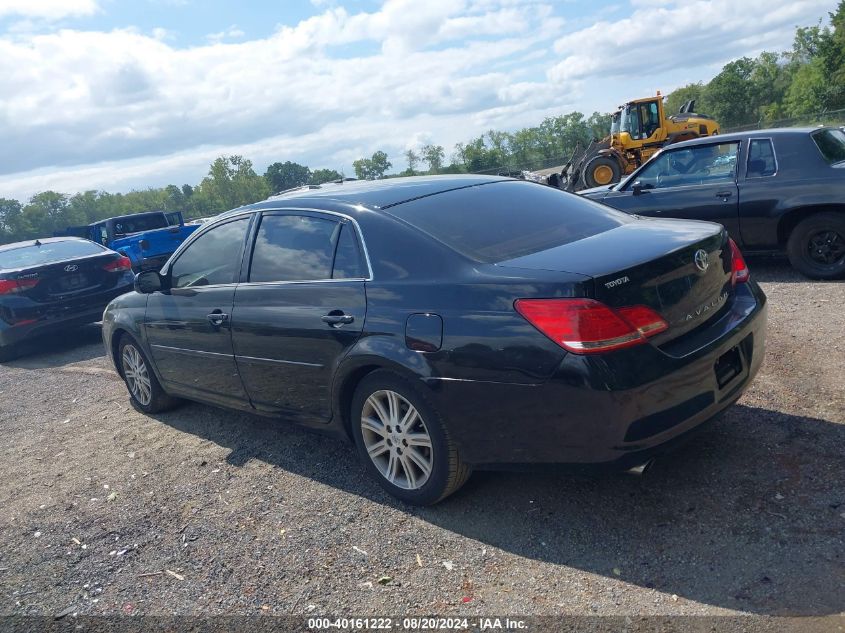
[[666, 1, 845, 128], [1, 2, 842, 246]]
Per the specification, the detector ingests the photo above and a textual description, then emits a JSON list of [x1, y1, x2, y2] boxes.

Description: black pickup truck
[[580, 127, 845, 279]]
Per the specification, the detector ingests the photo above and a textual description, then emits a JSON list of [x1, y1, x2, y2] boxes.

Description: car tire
[[350, 370, 471, 505], [118, 334, 180, 414], [786, 212, 845, 280]]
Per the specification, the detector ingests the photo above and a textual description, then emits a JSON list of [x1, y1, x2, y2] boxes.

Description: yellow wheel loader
[[557, 92, 721, 191]]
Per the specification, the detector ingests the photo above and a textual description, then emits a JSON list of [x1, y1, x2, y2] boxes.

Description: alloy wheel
[[807, 230, 845, 266], [360, 389, 434, 490], [121, 344, 152, 406]]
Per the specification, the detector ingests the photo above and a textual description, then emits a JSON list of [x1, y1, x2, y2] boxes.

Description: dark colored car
[[102, 176, 767, 504], [580, 127, 845, 279], [0, 237, 134, 360]]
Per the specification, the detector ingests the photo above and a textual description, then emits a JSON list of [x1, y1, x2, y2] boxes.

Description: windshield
[[0, 240, 106, 269], [812, 128, 845, 164], [112, 214, 168, 235]]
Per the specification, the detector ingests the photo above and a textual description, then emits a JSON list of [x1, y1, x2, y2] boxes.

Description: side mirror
[[632, 181, 644, 196], [134, 271, 162, 294]]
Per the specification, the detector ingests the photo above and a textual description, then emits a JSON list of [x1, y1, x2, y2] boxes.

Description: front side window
[[811, 128, 845, 164], [170, 217, 249, 288], [631, 142, 739, 190], [249, 214, 339, 282], [746, 139, 777, 177]]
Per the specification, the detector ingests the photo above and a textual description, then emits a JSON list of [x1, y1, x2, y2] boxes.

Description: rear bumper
[[424, 281, 767, 468], [0, 283, 133, 348]]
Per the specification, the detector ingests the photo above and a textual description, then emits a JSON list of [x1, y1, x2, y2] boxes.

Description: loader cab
[[620, 99, 663, 142]]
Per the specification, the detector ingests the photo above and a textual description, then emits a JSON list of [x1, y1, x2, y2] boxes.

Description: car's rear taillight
[[514, 298, 668, 354], [729, 238, 749, 285], [0, 278, 39, 295], [103, 255, 133, 272]]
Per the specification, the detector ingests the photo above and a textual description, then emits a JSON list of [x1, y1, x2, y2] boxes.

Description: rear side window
[[746, 139, 777, 177], [332, 223, 367, 279], [250, 215, 338, 282], [812, 129, 845, 164], [385, 180, 629, 263], [0, 240, 106, 269]]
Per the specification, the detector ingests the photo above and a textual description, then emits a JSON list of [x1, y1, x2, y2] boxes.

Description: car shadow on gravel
[[150, 400, 845, 616], [745, 256, 841, 284], [2, 323, 105, 368]]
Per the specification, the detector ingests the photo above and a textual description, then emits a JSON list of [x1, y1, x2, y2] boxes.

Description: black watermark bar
[[0, 616, 842, 633]]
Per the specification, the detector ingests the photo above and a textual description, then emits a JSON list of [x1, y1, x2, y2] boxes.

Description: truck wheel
[[583, 156, 622, 188], [786, 213, 845, 280]]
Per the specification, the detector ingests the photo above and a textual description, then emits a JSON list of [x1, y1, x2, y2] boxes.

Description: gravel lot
[[0, 259, 843, 621]]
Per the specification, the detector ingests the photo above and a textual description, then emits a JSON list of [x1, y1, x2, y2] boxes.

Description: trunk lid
[[3, 252, 125, 304], [496, 218, 733, 343]]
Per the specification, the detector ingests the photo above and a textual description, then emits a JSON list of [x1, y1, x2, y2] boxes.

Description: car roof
[[671, 126, 829, 148], [252, 174, 510, 211], [0, 236, 89, 252]]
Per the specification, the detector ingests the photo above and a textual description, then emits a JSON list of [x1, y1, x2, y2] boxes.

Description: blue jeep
[[64, 211, 199, 272]]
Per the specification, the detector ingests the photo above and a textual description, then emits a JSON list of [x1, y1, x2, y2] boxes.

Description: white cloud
[[0, 0, 835, 201], [0, 0, 99, 20], [548, 0, 834, 83], [206, 25, 245, 43]]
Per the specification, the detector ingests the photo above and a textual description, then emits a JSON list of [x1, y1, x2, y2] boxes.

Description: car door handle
[[207, 311, 229, 327], [716, 191, 733, 198], [321, 313, 354, 326]]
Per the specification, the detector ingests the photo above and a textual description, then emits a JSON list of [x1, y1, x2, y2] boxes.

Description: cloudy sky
[[0, 0, 835, 201]]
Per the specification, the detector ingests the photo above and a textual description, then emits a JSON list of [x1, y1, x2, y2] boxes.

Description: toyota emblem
[[693, 249, 709, 273], [64, 264, 78, 272]]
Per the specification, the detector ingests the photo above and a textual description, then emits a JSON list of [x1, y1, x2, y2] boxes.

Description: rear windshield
[[0, 240, 106, 269], [385, 180, 629, 263], [811, 128, 845, 164], [112, 214, 167, 235]]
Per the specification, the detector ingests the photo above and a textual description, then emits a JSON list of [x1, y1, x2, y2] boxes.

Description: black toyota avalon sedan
[[1, 237, 134, 360], [102, 175, 767, 504]]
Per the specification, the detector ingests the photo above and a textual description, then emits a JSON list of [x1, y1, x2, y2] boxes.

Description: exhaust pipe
[[625, 459, 655, 476]]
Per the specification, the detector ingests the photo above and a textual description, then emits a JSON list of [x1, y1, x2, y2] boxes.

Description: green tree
[[310, 168, 342, 184], [264, 161, 311, 194], [0, 198, 25, 243], [784, 58, 827, 117], [196, 155, 270, 213], [818, 1, 845, 110], [21, 191, 84, 237], [353, 151, 392, 180], [421, 145, 445, 173], [705, 57, 757, 128], [403, 149, 419, 175], [665, 83, 709, 117], [586, 111, 612, 140]]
